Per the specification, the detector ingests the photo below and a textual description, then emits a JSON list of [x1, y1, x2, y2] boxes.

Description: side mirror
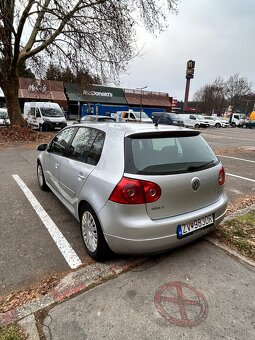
[[37, 143, 48, 151]]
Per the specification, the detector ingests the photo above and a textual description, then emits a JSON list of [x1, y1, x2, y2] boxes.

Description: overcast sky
[[118, 0, 254, 101]]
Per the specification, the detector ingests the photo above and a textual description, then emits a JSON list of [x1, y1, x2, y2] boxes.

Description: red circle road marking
[[154, 281, 208, 327]]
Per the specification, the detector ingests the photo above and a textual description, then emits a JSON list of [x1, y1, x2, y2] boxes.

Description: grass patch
[[0, 325, 26, 340], [211, 210, 255, 261]]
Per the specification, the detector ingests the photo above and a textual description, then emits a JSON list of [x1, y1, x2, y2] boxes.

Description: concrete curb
[[0, 257, 148, 329], [206, 236, 255, 268]]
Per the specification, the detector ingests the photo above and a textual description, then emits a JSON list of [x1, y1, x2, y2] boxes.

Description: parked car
[[113, 110, 152, 123], [178, 114, 210, 128], [0, 108, 10, 126], [73, 115, 116, 124], [203, 116, 230, 128], [241, 120, 255, 129], [151, 112, 184, 126], [37, 123, 228, 260]]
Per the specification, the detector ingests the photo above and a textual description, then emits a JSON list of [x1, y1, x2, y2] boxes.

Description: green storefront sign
[[65, 83, 127, 105]]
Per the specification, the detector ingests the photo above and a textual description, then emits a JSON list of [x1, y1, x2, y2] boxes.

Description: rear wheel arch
[[78, 200, 112, 260], [78, 200, 91, 222]]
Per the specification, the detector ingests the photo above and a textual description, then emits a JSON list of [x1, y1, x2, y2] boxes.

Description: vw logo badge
[[191, 177, 200, 191]]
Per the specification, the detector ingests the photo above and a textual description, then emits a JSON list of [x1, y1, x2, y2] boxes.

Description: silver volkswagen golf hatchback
[[37, 123, 228, 260]]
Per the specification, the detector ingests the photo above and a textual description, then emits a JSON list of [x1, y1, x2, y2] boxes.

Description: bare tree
[[223, 74, 253, 112], [0, 0, 178, 125], [193, 77, 225, 114]]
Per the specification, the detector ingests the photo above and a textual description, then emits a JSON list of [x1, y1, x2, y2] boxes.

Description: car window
[[68, 127, 105, 165], [50, 128, 76, 156], [30, 107, 35, 116], [125, 132, 218, 175]]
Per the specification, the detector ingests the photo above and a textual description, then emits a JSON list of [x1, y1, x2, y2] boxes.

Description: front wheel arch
[[37, 161, 49, 191]]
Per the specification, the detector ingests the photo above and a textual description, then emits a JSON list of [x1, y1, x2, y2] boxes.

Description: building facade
[[1, 79, 173, 118]]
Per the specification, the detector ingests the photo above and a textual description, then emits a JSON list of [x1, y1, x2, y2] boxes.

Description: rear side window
[[125, 133, 219, 175], [68, 127, 105, 165], [50, 128, 75, 156]]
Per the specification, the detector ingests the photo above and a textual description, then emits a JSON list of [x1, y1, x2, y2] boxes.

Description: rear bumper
[[99, 194, 228, 255]]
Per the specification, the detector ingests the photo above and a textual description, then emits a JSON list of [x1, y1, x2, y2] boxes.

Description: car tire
[[242, 124, 246, 128], [37, 163, 49, 191], [195, 124, 200, 129], [231, 122, 236, 128], [80, 205, 111, 261], [215, 123, 221, 128]]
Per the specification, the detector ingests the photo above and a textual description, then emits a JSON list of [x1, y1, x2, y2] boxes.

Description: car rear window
[[124, 132, 219, 175]]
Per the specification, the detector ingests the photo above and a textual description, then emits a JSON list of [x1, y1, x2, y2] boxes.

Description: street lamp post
[[136, 86, 147, 121]]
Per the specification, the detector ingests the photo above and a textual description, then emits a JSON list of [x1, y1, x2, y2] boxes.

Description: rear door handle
[[55, 163, 60, 168], [78, 174, 85, 180]]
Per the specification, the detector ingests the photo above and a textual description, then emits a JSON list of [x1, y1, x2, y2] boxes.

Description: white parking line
[[217, 155, 255, 163], [226, 173, 255, 183], [12, 174, 82, 269]]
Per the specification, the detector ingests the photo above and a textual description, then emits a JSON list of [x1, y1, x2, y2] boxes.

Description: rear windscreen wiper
[[187, 160, 215, 172]]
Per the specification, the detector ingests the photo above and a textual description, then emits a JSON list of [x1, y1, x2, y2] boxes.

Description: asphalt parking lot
[[0, 126, 254, 297]]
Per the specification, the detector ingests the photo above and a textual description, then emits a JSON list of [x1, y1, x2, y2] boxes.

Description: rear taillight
[[109, 177, 161, 204], [218, 166, 225, 185]]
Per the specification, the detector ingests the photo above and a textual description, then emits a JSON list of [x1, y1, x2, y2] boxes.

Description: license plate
[[177, 214, 214, 239]]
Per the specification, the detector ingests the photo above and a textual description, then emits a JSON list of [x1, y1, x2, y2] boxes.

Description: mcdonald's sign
[[186, 60, 195, 79]]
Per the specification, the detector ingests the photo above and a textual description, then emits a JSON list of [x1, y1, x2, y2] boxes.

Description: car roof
[[74, 122, 197, 137]]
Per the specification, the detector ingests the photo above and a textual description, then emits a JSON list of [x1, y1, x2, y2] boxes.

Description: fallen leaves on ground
[[215, 146, 255, 155], [226, 194, 255, 216], [0, 276, 59, 314], [0, 126, 53, 147]]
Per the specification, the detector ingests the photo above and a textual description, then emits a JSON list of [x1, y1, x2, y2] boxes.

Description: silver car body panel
[[37, 122, 228, 255], [99, 194, 227, 254]]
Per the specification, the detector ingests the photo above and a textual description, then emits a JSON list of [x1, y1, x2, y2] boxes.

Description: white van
[[178, 114, 210, 128], [114, 110, 152, 123], [23, 102, 67, 131]]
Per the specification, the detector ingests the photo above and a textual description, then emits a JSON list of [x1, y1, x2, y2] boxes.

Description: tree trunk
[[2, 75, 25, 126]]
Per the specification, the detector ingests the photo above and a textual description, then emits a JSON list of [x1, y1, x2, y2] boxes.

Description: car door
[[44, 128, 76, 194], [58, 127, 105, 212]]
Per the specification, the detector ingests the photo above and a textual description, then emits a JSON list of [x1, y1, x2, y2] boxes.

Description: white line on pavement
[[226, 173, 255, 183], [12, 174, 82, 269], [217, 155, 255, 163]]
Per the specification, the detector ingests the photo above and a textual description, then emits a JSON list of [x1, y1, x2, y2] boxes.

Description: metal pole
[[184, 78, 190, 112], [140, 89, 143, 121], [136, 86, 147, 121]]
